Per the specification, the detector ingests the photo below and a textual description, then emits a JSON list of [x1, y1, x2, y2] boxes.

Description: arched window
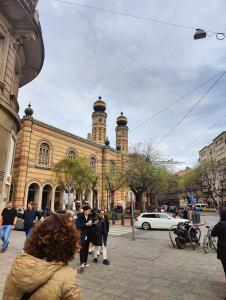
[[90, 156, 96, 172], [68, 150, 77, 160], [38, 142, 50, 167]]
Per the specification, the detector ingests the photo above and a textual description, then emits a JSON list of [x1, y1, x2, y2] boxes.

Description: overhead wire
[[54, 0, 226, 153], [53, 0, 225, 35], [154, 70, 226, 149], [67, 2, 168, 88], [173, 110, 226, 158], [130, 70, 225, 132]]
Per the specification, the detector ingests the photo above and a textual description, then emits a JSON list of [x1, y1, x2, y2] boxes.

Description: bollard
[[121, 214, 125, 225], [130, 215, 134, 226], [112, 212, 115, 225]]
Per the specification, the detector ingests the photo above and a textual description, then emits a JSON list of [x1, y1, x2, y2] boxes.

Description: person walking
[[23, 201, 40, 239], [2, 214, 81, 300], [76, 206, 92, 272], [0, 201, 17, 253], [93, 209, 110, 265], [212, 208, 226, 281]]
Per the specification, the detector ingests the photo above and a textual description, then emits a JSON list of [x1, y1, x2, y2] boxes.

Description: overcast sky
[[19, 0, 226, 170]]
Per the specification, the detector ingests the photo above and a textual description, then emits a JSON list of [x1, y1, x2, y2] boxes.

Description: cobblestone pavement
[[1, 213, 226, 300]]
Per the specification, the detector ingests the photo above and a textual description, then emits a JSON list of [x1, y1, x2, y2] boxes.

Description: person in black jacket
[[76, 206, 92, 272], [212, 208, 226, 278], [23, 202, 40, 239], [92, 209, 110, 265]]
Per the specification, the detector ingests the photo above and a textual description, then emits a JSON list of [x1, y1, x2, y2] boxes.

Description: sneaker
[[1, 248, 6, 253], [84, 263, 90, 268], [103, 259, 110, 265], [93, 258, 98, 263], [79, 264, 85, 273]]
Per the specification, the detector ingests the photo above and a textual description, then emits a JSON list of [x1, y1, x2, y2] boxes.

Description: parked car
[[135, 212, 189, 230], [55, 210, 78, 222], [14, 209, 24, 231], [195, 203, 207, 211]]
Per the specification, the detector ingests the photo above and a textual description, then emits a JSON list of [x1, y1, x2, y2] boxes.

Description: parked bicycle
[[203, 225, 217, 253]]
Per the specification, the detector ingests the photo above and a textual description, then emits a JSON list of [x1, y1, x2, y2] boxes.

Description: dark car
[[14, 209, 24, 231]]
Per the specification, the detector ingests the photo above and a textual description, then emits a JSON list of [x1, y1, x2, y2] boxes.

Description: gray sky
[[19, 0, 226, 170]]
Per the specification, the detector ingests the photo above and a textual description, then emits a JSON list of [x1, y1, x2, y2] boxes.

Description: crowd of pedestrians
[[0, 200, 111, 299], [76, 206, 110, 272], [2, 199, 226, 299]]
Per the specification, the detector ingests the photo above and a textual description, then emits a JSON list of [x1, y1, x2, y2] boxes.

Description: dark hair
[[27, 201, 34, 206], [83, 206, 91, 211], [24, 214, 80, 263], [220, 208, 226, 221]]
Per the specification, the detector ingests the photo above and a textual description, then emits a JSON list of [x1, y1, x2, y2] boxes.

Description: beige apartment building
[[11, 98, 129, 211], [0, 0, 44, 211], [199, 131, 226, 163], [199, 131, 226, 204]]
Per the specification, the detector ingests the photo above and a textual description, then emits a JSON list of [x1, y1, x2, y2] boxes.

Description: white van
[[195, 203, 207, 211]]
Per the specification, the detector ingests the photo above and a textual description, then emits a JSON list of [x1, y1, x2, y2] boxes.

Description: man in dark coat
[[23, 201, 40, 238], [212, 208, 226, 280], [92, 209, 110, 265], [76, 206, 92, 272]]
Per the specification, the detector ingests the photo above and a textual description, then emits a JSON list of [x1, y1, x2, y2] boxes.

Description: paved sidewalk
[[0, 213, 225, 300]]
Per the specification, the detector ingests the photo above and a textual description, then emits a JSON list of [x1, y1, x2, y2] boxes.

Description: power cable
[[155, 70, 226, 148], [53, 0, 225, 35], [130, 70, 225, 132], [173, 110, 226, 158], [69, 4, 168, 88]]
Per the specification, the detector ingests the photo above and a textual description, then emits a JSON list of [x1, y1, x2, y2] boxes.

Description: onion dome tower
[[24, 103, 33, 118], [116, 112, 128, 153], [92, 96, 107, 145]]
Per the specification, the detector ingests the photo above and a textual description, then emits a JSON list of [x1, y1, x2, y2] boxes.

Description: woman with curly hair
[[2, 214, 81, 300]]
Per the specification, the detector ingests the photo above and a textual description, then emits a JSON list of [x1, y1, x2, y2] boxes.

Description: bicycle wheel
[[203, 235, 209, 253], [189, 226, 200, 250], [210, 236, 217, 252]]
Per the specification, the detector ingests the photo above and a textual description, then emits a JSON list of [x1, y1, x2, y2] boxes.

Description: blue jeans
[[0, 225, 12, 251], [24, 227, 33, 239]]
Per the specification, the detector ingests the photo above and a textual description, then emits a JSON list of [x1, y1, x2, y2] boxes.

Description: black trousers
[[221, 259, 226, 277], [80, 241, 90, 265]]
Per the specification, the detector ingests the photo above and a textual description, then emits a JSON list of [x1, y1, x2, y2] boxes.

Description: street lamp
[[194, 29, 206, 40], [194, 28, 225, 40]]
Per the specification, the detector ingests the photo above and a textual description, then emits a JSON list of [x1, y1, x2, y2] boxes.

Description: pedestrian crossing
[[109, 225, 137, 236]]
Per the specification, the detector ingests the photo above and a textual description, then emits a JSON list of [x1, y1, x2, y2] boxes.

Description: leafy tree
[[53, 156, 99, 208], [179, 160, 226, 209], [104, 163, 125, 210], [125, 142, 159, 211]]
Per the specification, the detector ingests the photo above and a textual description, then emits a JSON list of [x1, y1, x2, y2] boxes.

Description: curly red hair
[[24, 214, 80, 264]]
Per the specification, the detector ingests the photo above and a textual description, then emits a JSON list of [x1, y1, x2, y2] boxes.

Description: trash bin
[[195, 212, 201, 224], [192, 212, 196, 224]]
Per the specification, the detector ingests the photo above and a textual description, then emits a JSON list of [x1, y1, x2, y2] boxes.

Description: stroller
[[169, 221, 201, 250]]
